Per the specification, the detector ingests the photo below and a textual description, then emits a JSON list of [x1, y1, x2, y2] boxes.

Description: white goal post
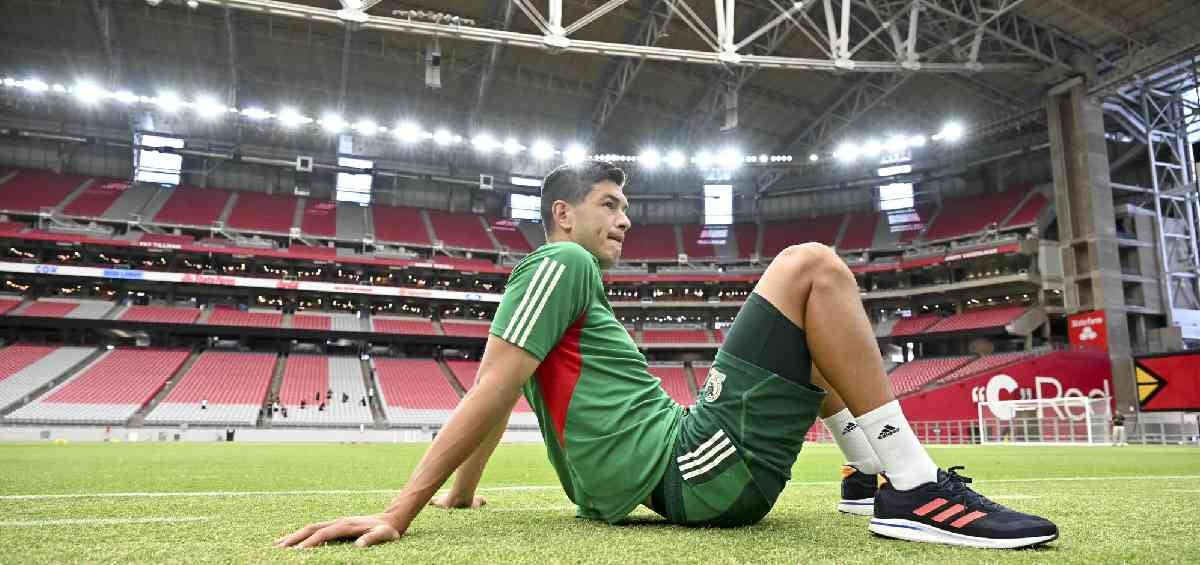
[[978, 396, 1113, 445]]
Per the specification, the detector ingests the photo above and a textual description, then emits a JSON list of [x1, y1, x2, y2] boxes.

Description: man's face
[[556, 180, 631, 269]]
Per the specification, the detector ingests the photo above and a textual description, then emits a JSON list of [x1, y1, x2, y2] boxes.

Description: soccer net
[[978, 396, 1112, 445]]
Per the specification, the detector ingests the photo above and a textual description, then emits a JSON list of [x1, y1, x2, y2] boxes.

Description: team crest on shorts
[[702, 368, 726, 402]]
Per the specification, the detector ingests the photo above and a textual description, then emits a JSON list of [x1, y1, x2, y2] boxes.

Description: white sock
[[822, 408, 882, 475], [856, 400, 938, 490]]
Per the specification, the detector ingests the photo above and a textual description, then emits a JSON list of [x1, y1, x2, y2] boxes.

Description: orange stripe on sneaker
[[931, 504, 966, 523], [912, 498, 948, 516], [841, 466, 856, 479], [950, 511, 987, 528]]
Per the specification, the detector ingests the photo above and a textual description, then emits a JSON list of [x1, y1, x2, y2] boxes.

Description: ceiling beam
[[223, 7, 239, 107], [589, 0, 675, 141], [468, 0, 514, 131], [195, 0, 1045, 74], [85, 0, 120, 87]]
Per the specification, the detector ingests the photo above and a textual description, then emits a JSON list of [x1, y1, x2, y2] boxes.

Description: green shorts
[[647, 293, 826, 527]]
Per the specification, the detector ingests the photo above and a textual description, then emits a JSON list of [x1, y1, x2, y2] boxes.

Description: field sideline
[[1, 442, 1197, 564]]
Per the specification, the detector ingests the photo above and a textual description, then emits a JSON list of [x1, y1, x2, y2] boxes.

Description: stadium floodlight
[[51, 83, 66, 93], [241, 107, 273, 120], [112, 90, 138, 104], [809, 153, 819, 162], [936, 121, 964, 142], [665, 150, 686, 169], [716, 148, 742, 170], [471, 132, 498, 152], [757, 153, 769, 164], [909, 134, 927, 148], [861, 139, 882, 157], [834, 142, 857, 162], [154, 92, 182, 113], [693, 151, 713, 168], [22, 78, 49, 93], [319, 113, 347, 133], [638, 149, 660, 169], [531, 140, 554, 160], [563, 143, 588, 164], [432, 128, 455, 146], [277, 107, 311, 128], [885, 135, 909, 153], [72, 81, 105, 104], [353, 119, 379, 135], [502, 137, 523, 155], [394, 121, 423, 142], [193, 96, 227, 119]]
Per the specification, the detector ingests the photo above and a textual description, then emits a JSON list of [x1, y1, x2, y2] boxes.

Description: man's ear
[[552, 199, 573, 233]]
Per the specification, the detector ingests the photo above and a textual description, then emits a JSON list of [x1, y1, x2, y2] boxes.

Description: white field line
[[2, 474, 1196, 502], [0, 517, 209, 527]]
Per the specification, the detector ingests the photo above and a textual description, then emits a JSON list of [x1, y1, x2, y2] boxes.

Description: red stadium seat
[[923, 186, 1030, 241], [427, 210, 495, 250], [278, 355, 329, 405], [441, 321, 491, 338], [641, 328, 710, 344], [925, 306, 1027, 333], [647, 365, 694, 406], [733, 223, 758, 258], [61, 179, 128, 217], [42, 348, 189, 405], [0, 298, 22, 316], [291, 313, 332, 331], [153, 186, 233, 226], [622, 224, 678, 261], [890, 314, 942, 337], [762, 214, 843, 257], [15, 301, 78, 318], [0, 344, 57, 382], [840, 211, 877, 250], [372, 205, 430, 245], [226, 192, 298, 234], [371, 317, 438, 335], [447, 359, 532, 413], [300, 199, 338, 237], [206, 306, 284, 328], [0, 170, 88, 213], [937, 350, 1040, 385], [1004, 192, 1048, 227], [888, 356, 974, 396], [119, 305, 201, 324], [488, 217, 533, 253], [156, 351, 275, 404], [374, 359, 460, 410]]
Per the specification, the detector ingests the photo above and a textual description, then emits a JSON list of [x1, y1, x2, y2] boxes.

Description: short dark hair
[[539, 160, 626, 235]]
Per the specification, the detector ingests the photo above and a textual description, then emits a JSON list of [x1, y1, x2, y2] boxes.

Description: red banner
[[1135, 352, 1200, 412], [900, 350, 1113, 422], [1068, 310, 1109, 351]]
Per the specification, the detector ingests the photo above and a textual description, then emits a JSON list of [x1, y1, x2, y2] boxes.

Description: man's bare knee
[[774, 243, 854, 288]]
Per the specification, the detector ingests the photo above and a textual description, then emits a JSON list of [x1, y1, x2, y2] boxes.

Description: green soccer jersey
[[489, 241, 683, 523]]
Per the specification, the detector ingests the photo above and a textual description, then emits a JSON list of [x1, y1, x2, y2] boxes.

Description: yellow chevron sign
[[1135, 365, 1164, 404]]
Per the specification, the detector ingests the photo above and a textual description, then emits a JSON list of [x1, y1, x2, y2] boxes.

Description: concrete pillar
[[1045, 79, 1136, 410]]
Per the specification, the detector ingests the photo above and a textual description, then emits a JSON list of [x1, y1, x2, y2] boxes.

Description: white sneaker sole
[[869, 518, 1057, 549], [837, 499, 874, 516]]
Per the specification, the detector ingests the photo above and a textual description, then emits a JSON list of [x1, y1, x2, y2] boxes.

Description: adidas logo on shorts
[[841, 422, 858, 435], [877, 424, 900, 440]]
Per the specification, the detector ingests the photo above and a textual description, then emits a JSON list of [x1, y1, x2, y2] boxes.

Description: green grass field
[[1, 442, 1197, 564]]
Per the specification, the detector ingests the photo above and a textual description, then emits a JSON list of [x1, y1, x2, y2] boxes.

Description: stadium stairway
[[50, 178, 96, 214], [101, 183, 159, 221], [259, 354, 288, 428], [361, 356, 388, 429], [438, 359, 469, 397], [127, 349, 200, 427]]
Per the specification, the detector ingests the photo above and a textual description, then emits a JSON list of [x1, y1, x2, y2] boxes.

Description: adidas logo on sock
[[841, 422, 858, 435], [877, 424, 900, 440]]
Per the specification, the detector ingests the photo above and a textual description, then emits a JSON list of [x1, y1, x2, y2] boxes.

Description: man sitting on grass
[[277, 160, 1057, 550]]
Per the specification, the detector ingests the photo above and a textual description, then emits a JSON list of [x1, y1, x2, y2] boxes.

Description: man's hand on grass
[[429, 492, 487, 509], [275, 513, 403, 549]]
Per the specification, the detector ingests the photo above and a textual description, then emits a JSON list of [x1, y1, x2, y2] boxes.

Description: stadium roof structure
[[1, 0, 1198, 195]]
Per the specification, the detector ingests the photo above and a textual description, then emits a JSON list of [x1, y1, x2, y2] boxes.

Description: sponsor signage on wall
[[899, 350, 1113, 423], [1068, 310, 1109, 351]]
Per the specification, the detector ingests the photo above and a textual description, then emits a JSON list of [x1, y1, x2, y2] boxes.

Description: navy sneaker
[[838, 465, 877, 516], [869, 466, 1058, 549]]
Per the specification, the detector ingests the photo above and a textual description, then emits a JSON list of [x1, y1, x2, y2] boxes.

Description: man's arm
[[275, 335, 539, 548], [430, 410, 510, 509]]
